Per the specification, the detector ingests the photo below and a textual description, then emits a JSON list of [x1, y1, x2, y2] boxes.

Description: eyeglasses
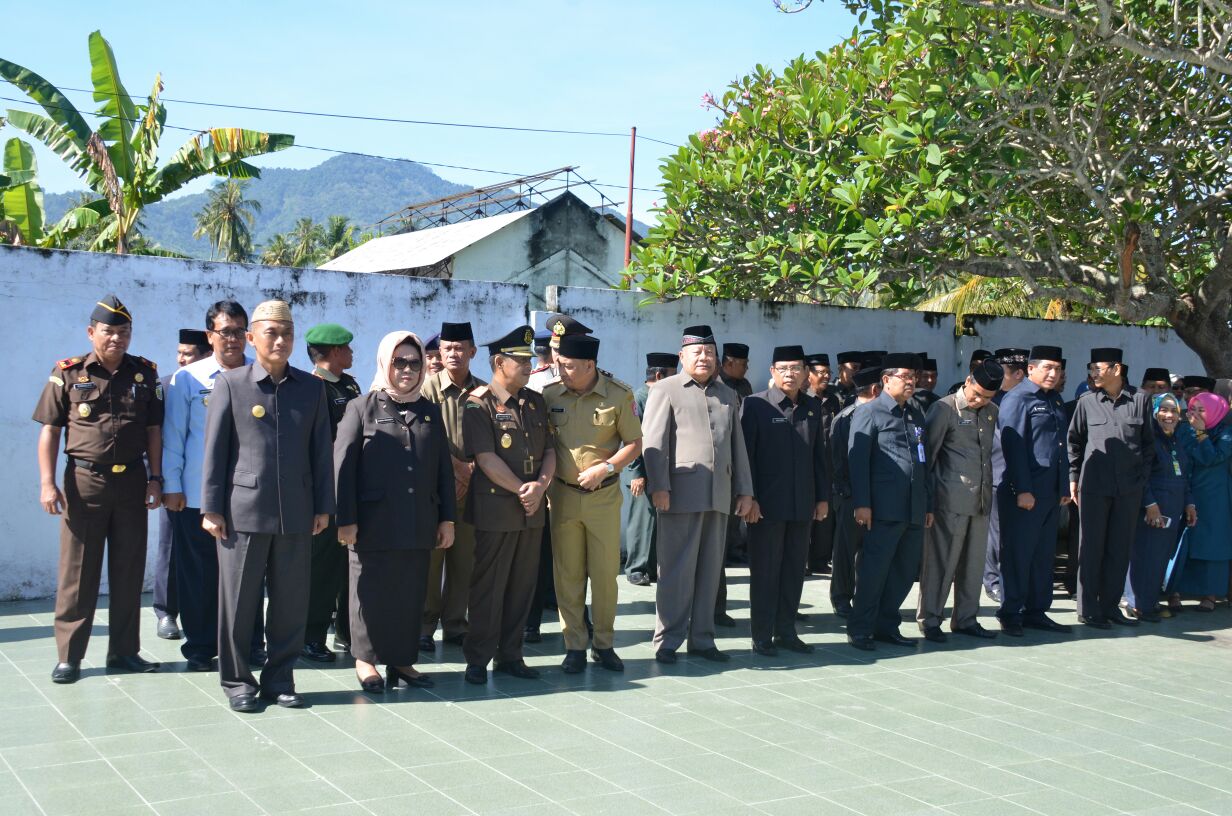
[[773, 364, 804, 374], [210, 328, 246, 340], [391, 357, 423, 372], [1087, 364, 1115, 375], [886, 371, 916, 382]]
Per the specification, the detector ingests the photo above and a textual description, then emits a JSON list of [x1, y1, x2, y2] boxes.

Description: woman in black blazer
[[335, 331, 456, 692]]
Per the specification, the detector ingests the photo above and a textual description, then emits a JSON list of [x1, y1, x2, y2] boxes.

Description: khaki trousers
[[548, 481, 623, 651]]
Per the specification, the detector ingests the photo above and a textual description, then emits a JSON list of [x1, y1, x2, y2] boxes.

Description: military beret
[[304, 323, 353, 346], [91, 294, 132, 326]]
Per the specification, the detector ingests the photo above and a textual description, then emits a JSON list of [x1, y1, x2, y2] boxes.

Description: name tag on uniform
[[550, 407, 564, 413], [495, 412, 514, 421], [333, 397, 348, 405], [198, 388, 212, 395], [72, 382, 96, 391], [959, 418, 974, 426], [772, 417, 788, 424], [376, 417, 396, 424], [1029, 405, 1049, 416]]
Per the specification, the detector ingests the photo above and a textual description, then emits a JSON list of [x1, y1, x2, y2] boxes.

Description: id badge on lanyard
[[913, 425, 925, 463]]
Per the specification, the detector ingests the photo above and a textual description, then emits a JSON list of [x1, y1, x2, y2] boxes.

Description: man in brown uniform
[[461, 326, 555, 684], [34, 295, 164, 684], [421, 321, 486, 651], [543, 334, 642, 673]]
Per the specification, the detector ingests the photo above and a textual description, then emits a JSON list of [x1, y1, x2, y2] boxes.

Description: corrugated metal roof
[[320, 208, 534, 273]]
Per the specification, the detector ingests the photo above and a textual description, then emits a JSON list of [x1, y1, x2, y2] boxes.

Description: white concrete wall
[[0, 246, 527, 600], [539, 286, 1205, 395]]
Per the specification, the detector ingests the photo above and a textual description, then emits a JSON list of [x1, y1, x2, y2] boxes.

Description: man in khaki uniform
[[461, 326, 555, 685], [543, 334, 642, 673], [642, 325, 754, 664], [420, 321, 486, 650]]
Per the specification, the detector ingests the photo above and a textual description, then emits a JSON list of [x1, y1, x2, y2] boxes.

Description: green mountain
[[43, 154, 472, 257]]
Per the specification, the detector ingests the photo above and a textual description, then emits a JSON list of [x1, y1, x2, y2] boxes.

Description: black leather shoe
[[1133, 608, 1162, 623], [714, 613, 737, 628], [1080, 615, 1112, 629], [795, 612, 809, 622], [301, 641, 336, 663], [185, 656, 216, 672], [229, 693, 260, 713], [833, 601, 852, 618], [874, 631, 916, 647], [106, 654, 160, 673], [687, 646, 730, 662], [773, 636, 815, 654], [999, 620, 1024, 637], [259, 691, 305, 708], [591, 648, 624, 672], [248, 649, 268, 667], [655, 648, 677, 664], [561, 650, 587, 674], [1023, 616, 1073, 633], [953, 623, 997, 639], [51, 661, 81, 684], [418, 635, 435, 652], [357, 672, 385, 693], [1108, 610, 1138, 627], [847, 635, 875, 651], [522, 627, 542, 644], [157, 616, 182, 640], [442, 633, 466, 646], [751, 640, 778, 656], [494, 660, 540, 679], [464, 665, 487, 685], [921, 626, 947, 644], [627, 571, 652, 586], [387, 666, 434, 688]]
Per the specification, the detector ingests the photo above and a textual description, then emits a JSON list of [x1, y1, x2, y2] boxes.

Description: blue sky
[[1, 0, 851, 223]]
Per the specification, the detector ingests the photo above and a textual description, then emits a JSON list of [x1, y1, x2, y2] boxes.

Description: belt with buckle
[[67, 456, 142, 476], [554, 475, 620, 493]]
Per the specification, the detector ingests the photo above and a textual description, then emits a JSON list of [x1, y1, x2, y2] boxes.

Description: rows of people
[[33, 294, 1231, 712]]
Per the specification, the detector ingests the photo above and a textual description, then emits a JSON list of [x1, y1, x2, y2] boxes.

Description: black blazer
[[334, 391, 456, 550], [740, 387, 830, 522], [849, 390, 933, 524]]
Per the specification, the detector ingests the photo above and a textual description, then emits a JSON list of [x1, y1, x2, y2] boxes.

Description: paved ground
[[2, 570, 1232, 816]]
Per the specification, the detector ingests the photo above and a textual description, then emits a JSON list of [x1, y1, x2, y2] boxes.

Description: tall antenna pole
[[624, 126, 637, 267]]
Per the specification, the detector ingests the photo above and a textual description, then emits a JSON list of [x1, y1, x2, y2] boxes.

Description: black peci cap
[[722, 342, 749, 359], [179, 328, 208, 347], [682, 325, 716, 347], [971, 359, 1005, 391], [805, 353, 830, 367], [1183, 375, 1215, 391], [440, 321, 474, 342], [1142, 367, 1170, 383], [1029, 345, 1063, 362], [1090, 347, 1122, 364], [920, 357, 938, 372], [772, 345, 805, 363], [969, 349, 993, 366], [836, 351, 862, 365], [647, 352, 678, 369], [881, 352, 921, 372], [557, 334, 599, 360], [853, 366, 883, 388]]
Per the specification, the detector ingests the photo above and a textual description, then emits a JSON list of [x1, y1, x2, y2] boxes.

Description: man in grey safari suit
[[202, 300, 335, 712], [642, 325, 754, 664]]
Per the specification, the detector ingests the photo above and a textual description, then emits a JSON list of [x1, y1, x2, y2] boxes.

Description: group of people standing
[[32, 294, 1232, 713]]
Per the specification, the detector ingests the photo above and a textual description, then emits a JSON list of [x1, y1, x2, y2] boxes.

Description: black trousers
[[996, 490, 1059, 624], [1077, 489, 1143, 619], [715, 513, 745, 615], [525, 513, 555, 630], [174, 507, 264, 662], [306, 524, 349, 645], [748, 520, 811, 643], [808, 515, 835, 572], [217, 532, 309, 699], [464, 528, 542, 667], [829, 494, 865, 608], [153, 508, 178, 620], [848, 519, 923, 639]]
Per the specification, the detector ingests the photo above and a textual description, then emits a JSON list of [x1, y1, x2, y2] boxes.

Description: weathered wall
[[539, 286, 1205, 394], [455, 196, 626, 310], [0, 245, 527, 600]]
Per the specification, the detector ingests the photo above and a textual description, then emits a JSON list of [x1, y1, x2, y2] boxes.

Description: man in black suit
[[201, 300, 335, 712], [847, 353, 934, 650]]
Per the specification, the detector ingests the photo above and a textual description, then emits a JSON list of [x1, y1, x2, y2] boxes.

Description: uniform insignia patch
[[78, 403, 92, 418], [49, 375, 64, 386], [500, 432, 513, 449], [252, 405, 266, 418]]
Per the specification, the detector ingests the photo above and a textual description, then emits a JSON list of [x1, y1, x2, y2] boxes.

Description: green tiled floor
[[2, 570, 1232, 815]]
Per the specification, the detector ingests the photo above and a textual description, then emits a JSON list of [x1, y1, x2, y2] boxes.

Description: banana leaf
[[146, 128, 293, 202], [1, 138, 43, 241], [88, 31, 137, 185], [4, 109, 95, 180]]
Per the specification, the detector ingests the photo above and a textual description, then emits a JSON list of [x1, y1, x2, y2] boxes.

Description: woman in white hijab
[[334, 331, 456, 692]]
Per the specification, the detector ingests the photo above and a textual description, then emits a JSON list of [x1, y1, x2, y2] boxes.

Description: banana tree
[[0, 133, 46, 245], [0, 30, 293, 253]]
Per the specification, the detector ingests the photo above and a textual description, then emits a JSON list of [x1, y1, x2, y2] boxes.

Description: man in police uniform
[[1069, 348, 1154, 627], [828, 366, 882, 617], [847, 353, 934, 650], [34, 295, 164, 683], [421, 321, 485, 651], [201, 300, 334, 711], [622, 353, 677, 586], [461, 326, 555, 684], [917, 358, 1004, 642], [741, 345, 830, 655], [153, 328, 211, 641], [642, 325, 754, 663], [302, 323, 362, 662], [994, 345, 1072, 637], [544, 334, 642, 673]]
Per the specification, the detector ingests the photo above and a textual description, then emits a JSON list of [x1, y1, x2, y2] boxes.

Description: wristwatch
[[603, 462, 616, 475], [148, 475, 164, 484]]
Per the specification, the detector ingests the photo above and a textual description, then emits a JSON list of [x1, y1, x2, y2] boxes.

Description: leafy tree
[[0, 30, 293, 252], [288, 217, 326, 267], [320, 215, 357, 261], [193, 179, 261, 262], [0, 132, 44, 245], [260, 233, 295, 266], [633, 0, 1232, 374]]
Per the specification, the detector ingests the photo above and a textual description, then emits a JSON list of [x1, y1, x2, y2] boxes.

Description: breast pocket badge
[[500, 432, 513, 449]]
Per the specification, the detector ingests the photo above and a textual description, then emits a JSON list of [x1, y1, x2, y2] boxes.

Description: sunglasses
[[392, 356, 423, 372]]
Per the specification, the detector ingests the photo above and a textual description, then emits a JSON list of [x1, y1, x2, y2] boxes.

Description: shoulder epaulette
[[137, 356, 157, 371], [598, 368, 633, 392], [530, 364, 550, 374], [57, 356, 83, 370], [467, 385, 490, 402]]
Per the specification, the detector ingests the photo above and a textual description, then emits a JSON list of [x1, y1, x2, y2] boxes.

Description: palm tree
[[193, 180, 261, 262], [260, 233, 295, 266], [288, 217, 325, 267], [320, 215, 356, 261]]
